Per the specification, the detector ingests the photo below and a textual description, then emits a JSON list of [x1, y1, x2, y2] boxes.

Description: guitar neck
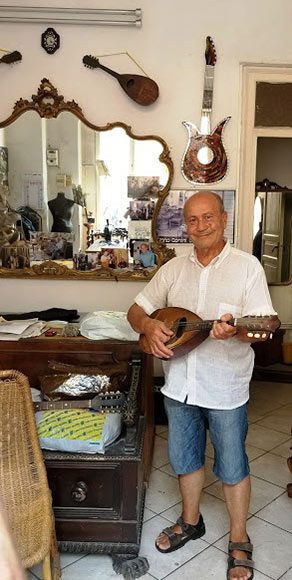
[[94, 60, 119, 80], [34, 399, 91, 411], [200, 65, 214, 134]]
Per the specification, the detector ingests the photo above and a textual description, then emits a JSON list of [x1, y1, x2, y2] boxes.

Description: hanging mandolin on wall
[[0, 50, 22, 65], [181, 37, 230, 185], [82, 55, 159, 106]]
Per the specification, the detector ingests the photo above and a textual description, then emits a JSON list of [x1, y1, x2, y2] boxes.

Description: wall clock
[[41, 28, 60, 54]]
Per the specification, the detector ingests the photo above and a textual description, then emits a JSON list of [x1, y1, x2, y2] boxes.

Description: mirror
[[0, 78, 174, 280], [254, 137, 292, 284]]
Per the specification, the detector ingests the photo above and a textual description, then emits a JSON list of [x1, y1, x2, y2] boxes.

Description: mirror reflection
[[0, 110, 169, 275], [253, 137, 292, 284]]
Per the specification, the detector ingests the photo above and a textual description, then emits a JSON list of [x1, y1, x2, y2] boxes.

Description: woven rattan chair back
[[0, 369, 60, 579]]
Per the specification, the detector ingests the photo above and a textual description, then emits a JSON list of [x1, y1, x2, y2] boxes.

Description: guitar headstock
[[82, 55, 100, 70], [92, 391, 126, 413], [205, 36, 216, 66], [0, 51, 22, 65], [237, 315, 280, 333]]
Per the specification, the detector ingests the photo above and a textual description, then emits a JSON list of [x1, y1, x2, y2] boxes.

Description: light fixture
[[96, 160, 110, 176], [0, 6, 142, 27]]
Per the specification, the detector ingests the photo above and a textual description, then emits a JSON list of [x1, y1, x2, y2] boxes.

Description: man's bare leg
[[223, 475, 252, 580], [156, 466, 205, 551]]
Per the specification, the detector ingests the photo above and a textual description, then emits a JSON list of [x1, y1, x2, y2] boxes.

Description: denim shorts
[[164, 396, 249, 485]]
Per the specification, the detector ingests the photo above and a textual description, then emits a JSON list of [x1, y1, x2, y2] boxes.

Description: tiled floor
[[28, 380, 292, 580]]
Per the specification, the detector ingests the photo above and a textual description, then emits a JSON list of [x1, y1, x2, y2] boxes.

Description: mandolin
[[34, 391, 126, 413], [82, 55, 159, 106], [181, 36, 230, 185], [139, 307, 283, 359], [0, 51, 22, 65]]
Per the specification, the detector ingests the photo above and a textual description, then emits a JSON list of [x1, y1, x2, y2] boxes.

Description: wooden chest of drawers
[[0, 337, 154, 574]]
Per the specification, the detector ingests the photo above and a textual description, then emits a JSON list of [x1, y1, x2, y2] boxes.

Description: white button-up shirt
[[135, 241, 275, 410]]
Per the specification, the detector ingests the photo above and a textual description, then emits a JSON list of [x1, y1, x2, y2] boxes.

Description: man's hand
[[142, 317, 174, 359], [210, 313, 237, 340]]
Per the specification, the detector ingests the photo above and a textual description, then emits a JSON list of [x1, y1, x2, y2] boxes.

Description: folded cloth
[[0, 308, 79, 322]]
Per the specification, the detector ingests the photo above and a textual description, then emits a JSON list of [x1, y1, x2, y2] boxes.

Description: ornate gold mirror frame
[[0, 78, 174, 280]]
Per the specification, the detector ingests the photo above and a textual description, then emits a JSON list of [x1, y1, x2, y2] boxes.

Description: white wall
[[0, 0, 291, 330]]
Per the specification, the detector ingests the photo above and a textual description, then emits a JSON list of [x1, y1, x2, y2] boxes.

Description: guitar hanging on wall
[[181, 36, 231, 185]]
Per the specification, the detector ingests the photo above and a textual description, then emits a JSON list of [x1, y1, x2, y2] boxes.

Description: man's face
[[141, 244, 148, 253], [184, 194, 227, 254]]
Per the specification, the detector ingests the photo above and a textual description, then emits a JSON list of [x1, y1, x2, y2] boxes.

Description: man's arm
[[0, 497, 25, 580], [127, 303, 174, 359]]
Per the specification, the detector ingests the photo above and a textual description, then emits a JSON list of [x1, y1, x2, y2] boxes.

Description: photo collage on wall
[[126, 176, 160, 270], [156, 189, 235, 244]]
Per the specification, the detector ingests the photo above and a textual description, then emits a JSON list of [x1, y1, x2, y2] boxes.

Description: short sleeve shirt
[[134, 241, 276, 409]]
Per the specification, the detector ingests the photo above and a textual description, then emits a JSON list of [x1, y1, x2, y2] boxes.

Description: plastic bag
[[80, 311, 139, 341], [36, 409, 122, 454]]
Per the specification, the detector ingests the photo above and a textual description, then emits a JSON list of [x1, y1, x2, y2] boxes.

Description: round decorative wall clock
[[41, 28, 60, 54]]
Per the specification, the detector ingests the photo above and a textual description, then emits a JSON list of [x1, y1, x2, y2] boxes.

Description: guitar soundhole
[[127, 79, 135, 87], [197, 146, 214, 165]]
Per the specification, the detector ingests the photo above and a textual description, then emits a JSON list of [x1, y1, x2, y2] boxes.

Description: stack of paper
[[0, 318, 45, 341]]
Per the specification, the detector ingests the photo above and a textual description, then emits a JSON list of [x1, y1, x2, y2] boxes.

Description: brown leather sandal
[[155, 513, 205, 554], [227, 539, 254, 580]]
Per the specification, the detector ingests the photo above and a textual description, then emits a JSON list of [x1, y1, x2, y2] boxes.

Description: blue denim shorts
[[164, 396, 249, 485]]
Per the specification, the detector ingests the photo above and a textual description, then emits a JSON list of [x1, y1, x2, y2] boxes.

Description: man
[[127, 191, 278, 580]]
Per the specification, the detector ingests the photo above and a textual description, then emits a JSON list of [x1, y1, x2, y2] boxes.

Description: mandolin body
[[139, 307, 210, 359]]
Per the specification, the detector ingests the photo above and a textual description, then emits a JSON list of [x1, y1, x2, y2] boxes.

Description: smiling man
[[127, 191, 279, 580]]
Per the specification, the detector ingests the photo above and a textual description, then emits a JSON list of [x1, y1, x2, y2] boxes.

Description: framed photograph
[[128, 220, 152, 240], [128, 199, 155, 220], [29, 232, 74, 261], [132, 240, 156, 269], [127, 176, 160, 199], [156, 189, 235, 244], [86, 247, 129, 270], [0, 146, 8, 175]]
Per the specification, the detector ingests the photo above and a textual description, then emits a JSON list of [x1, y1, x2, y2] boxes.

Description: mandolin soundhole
[[176, 317, 187, 339]]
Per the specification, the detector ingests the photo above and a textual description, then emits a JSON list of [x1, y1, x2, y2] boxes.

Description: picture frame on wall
[[127, 176, 160, 199], [156, 189, 235, 244]]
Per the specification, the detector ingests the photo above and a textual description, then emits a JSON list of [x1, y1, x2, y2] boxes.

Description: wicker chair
[[0, 369, 61, 579]]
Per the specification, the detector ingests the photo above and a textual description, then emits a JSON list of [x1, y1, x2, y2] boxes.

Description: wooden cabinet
[[0, 337, 154, 575]]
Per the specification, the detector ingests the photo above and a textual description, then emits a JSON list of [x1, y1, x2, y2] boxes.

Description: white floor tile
[[140, 514, 208, 580], [280, 568, 292, 580], [205, 475, 284, 514], [152, 436, 169, 468], [59, 554, 116, 579], [144, 507, 157, 522], [256, 493, 292, 533], [29, 553, 88, 579], [250, 452, 292, 488], [215, 517, 292, 579], [246, 424, 290, 451], [270, 440, 292, 459], [164, 544, 272, 580], [155, 425, 168, 435], [145, 469, 181, 513], [255, 414, 292, 435]]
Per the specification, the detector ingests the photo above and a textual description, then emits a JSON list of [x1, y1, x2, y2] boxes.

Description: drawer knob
[[71, 481, 88, 502]]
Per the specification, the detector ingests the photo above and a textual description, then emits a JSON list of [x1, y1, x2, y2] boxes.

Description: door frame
[[237, 64, 292, 254]]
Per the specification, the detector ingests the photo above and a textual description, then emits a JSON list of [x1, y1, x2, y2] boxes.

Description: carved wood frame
[[0, 78, 175, 280]]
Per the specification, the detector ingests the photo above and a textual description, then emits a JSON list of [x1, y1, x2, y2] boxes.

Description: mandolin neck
[[34, 399, 91, 411], [95, 61, 119, 80]]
